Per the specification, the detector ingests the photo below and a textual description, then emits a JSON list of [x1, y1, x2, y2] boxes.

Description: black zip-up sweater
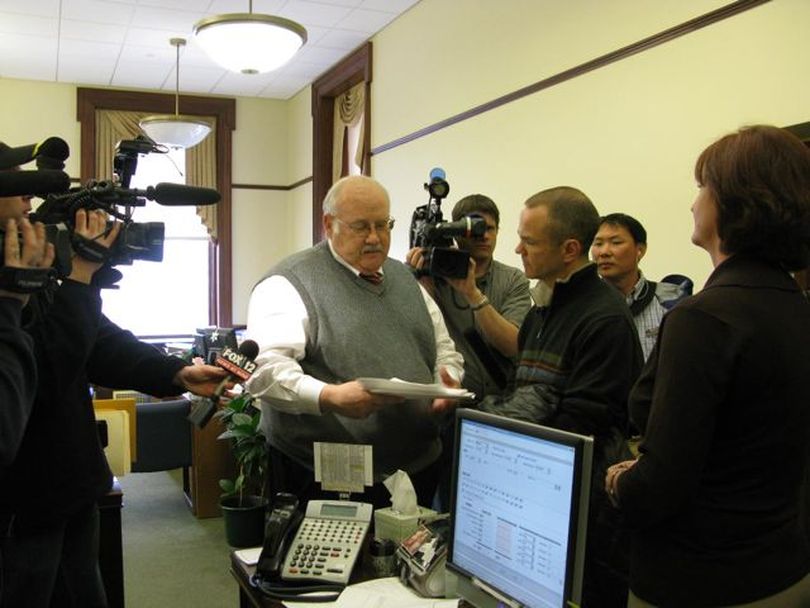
[[480, 263, 642, 442], [1, 280, 187, 527], [0, 297, 37, 476]]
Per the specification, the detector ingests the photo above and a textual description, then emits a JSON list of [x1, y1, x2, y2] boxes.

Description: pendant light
[[193, 1, 307, 75], [139, 38, 212, 149]]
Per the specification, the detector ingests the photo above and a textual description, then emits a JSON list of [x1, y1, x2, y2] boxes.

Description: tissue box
[[374, 506, 437, 543]]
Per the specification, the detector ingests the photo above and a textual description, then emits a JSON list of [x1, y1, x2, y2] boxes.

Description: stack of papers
[[357, 378, 475, 400], [283, 576, 459, 608]]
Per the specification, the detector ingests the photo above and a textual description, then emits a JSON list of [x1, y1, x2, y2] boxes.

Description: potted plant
[[216, 392, 269, 548]]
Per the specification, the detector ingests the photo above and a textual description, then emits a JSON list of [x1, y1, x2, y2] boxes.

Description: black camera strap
[[0, 266, 55, 293], [71, 233, 110, 264]]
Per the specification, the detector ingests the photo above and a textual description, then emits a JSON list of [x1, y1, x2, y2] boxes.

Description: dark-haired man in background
[[479, 187, 643, 608], [591, 213, 691, 361]]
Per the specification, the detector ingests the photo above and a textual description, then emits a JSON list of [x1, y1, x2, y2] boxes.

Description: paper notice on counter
[[314, 442, 373, 493]]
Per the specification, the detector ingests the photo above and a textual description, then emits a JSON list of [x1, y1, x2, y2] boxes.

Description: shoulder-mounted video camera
[[0, 135, 220, 292], [409, 168, 485, 279]]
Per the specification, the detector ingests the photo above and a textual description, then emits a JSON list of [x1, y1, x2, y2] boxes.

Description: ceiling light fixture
[[193, 1, 307, 75], [139, 38, 212, 149]]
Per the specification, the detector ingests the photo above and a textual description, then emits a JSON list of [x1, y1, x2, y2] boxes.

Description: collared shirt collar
[[626, 271, 649, 306]]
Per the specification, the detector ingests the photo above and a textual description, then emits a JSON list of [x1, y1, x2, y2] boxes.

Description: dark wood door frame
[[76, 88, 236, 325], [310, 42, 372, 244]]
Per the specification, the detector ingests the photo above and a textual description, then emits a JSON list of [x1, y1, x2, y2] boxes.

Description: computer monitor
[[446, 409, 593, 608]]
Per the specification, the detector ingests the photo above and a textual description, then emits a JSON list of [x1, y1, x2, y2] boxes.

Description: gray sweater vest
[[264, 242, 440, 479]]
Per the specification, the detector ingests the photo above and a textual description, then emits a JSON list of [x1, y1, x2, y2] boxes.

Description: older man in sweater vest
[[246, 175, 464, 509]]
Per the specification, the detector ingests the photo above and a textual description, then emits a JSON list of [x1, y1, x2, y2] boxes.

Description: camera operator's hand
[[443, 257, 480, 303], [319, 380, 404, 419], [405, 247, 436, 297], [69, 209, 121, 285], [1, 217, 56, 305]]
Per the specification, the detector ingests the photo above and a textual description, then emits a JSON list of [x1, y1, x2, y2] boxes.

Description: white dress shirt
[[246, 242, 464, 415]]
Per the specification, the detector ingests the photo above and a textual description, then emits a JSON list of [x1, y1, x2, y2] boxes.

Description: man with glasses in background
[[246, 175, 464, 509]]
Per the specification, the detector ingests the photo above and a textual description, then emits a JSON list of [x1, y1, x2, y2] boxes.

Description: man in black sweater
[[0, 195, 228, 606], [478, 186, 643, 608]]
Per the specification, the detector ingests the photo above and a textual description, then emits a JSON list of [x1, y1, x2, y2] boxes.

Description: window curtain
[[95, 110, 218, 238], [332, 81, 365, 184], [185, 118, 218, 240]]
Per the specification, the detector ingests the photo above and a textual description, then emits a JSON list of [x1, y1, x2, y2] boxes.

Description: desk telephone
[[256, 493, 373, 587]]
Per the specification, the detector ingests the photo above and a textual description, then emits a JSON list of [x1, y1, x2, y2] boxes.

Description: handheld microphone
[[187, 340, 260, 429], [143, 183, 221, 206], [0, 170, 70, 197]]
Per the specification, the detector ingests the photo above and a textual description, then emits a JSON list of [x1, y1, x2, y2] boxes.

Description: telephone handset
[[256, 492, 303, 579]]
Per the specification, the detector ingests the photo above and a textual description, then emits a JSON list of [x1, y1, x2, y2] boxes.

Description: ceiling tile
[[61, 0, 136, 25], [130, 5, 205, 31], [278, 0, 353, 28], [338, 8, 395, 34], [0, 0, 421, 99], [111, 62, 170, 89], [316, 28, 367, 50], [0, 0, 59, 17], [359, 0, 418, 12], [0, 11, 58, 36], [207, 0, 286, 13], [60, 18, 127, 43], [59, 38, 122, 59]]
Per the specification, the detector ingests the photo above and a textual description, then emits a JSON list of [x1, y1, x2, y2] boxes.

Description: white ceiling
[[0, 0, 419, 99]]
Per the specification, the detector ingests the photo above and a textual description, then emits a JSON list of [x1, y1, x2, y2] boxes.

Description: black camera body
[[409, 168, 486, 279], [0, 135, 219, 292], [31, 137, 167, 268]]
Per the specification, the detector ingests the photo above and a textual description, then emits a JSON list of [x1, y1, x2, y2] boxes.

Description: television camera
[[0, 135, 220, 291], [409, 168, 485, 279]]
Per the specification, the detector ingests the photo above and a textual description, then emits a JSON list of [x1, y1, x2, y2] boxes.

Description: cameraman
[[406, 194, 531, 509], [0, 184, 228, 606], [406, 194, 531, 398]]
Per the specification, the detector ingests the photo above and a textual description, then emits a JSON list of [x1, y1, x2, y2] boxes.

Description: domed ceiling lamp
[[139, 38, 212, 149], [193, 0, 307, 75]]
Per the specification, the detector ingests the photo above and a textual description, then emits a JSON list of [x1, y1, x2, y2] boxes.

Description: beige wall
[[365, 0, 810, 289]]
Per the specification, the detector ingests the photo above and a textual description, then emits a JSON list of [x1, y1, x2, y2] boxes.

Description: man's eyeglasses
[[334, 217, 395, 237]]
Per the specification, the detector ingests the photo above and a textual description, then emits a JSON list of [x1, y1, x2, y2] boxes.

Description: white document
[[357, 378, 475, 400], [283, 576, 459, 608], [314, 442, 373, 493], [233, 546, 263, 565]]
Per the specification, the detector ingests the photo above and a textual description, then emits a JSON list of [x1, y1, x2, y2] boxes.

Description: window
[[100, 150, 210, 336], [76, 88, 235, 325]]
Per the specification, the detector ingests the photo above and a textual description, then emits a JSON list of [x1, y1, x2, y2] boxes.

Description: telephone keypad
[[280, 501, 372, 585]]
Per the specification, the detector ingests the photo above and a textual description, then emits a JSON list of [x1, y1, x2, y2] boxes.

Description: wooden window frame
[[311, 42, 372, 244], [76, 87, 236, 326]]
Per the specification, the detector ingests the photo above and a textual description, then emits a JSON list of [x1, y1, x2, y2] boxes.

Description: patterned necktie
[[359, 271, 383, 284]]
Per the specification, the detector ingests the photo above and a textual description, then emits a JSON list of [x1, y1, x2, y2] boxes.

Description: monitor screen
[[446, 409, 593, 608]]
